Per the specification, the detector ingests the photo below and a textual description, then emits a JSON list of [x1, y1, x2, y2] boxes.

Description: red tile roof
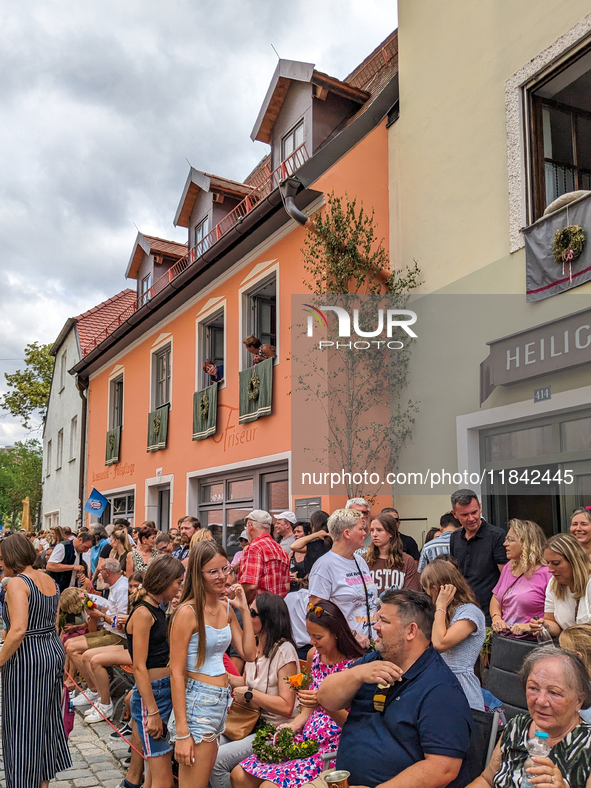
[[142, 235, 187, 258], [75, 289, 137, 357]]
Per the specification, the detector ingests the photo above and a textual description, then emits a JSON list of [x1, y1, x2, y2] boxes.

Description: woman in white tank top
[[169, 542, 256, 788]]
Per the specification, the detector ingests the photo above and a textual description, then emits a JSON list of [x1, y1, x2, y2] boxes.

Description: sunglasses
[[249, 608, 260, 618], [307, 602, 334, 618], [373, 683, 392, 713]]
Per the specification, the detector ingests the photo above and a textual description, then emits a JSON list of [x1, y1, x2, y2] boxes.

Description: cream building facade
[[389, 1, 591, 539]]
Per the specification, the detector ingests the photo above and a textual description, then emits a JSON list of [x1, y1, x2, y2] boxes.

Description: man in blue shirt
[[318, 589, 472, 788], [418, 512, 460, 572]]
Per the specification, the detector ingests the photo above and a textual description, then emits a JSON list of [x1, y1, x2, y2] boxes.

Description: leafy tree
[[295, 192, 421, 502], [1, 342, 54, 428], [0, 440, 43, 529]]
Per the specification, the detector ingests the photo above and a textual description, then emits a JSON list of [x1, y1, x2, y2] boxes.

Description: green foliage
[[295, 193, 421, 500], [1, 342, 54, 429], [0, 440, 43, 529], [303, 191, 421, 295], [252, 722, 319, 763]]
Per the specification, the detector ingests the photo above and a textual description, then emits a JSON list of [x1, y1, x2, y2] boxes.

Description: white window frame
[[56, 429, 63, 470], [506, 16, 591, 252], [194, 216, 210, 248], [46, 440, 52, 477], [59, 351, 67, 392], [108, 370, 125, 430], [196, 301, 227, 391], [69, 415, 78, 461], [140, 273, 153, 307], [281, 119, 304, 162], [44, 510, 60, 529], [145, 473, 174, 529], [150, 336, 173, 411], [239, 263, 280, 372]]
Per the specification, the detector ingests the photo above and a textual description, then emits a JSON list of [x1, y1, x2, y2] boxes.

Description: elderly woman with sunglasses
[[231, 599, 364, 788], [210, 592, 299, 788]]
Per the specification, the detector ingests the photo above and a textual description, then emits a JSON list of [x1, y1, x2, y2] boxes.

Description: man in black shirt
[[448, 489, 507, 623]]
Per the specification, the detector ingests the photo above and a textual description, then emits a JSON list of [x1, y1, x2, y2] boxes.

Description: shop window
[[152, 344, 171, 409], [100, 491, 135, 526], [485, 424, 554, 463], [529, 46, 591, 219], [196, 464, 288, 556], [562, 416, 591, 453]]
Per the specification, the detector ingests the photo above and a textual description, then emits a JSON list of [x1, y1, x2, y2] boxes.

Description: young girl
[[231, 599, 364, 788], [169, 541, 256, 788], [124, 554, 185, 788], [421, 557, 486, 710], [364, 514, 420, 596]]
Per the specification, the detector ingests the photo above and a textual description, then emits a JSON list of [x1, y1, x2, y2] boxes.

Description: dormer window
[[194, 217, 209, 248], [281, 120, 304, 162], [140, 273, 152, 306]]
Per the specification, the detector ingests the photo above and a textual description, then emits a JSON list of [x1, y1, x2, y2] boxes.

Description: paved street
[[0, 710, 129, 788]]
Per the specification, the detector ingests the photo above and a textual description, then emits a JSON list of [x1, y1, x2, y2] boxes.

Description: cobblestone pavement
[[0, 709, 130, 788]]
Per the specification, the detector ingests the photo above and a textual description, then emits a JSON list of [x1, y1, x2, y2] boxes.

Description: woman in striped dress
[[0, 533, 72, 788]]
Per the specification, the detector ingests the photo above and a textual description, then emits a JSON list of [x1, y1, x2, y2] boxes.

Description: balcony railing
[[81, 142, 310, 356]]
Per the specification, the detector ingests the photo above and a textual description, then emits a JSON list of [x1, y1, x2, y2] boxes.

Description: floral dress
[[240, 652, 354, 788]]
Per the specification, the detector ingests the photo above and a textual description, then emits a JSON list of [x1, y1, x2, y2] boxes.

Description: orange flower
[[288, 673, 304, 688]]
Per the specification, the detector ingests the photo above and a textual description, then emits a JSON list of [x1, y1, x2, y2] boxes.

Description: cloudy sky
[[0, 0, 396, 445]]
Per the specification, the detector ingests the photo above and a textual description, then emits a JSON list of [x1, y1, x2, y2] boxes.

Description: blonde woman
[[489, 519, 550, 636], [570, 508, 591, 557], [169, 541, 256, 788], [530, 533, 591, 638], [190, 528, 215, 548], [421, 557, 486, 710], [96, 527, 133, 578]]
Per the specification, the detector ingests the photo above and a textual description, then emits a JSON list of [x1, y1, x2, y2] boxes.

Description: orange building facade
[[73, 33, 398, 554]]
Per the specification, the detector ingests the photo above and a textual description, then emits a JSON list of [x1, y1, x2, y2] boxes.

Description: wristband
[[435, 608, 446, 614], [491, 614, 501, 620], [176, 733, 192, 740], [147, 710, 160, 716]]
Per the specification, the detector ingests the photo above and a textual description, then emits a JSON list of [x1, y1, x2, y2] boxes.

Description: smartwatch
[[244, 687, 254, 703]]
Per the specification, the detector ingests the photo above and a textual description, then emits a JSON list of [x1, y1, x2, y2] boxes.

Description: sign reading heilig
[[303, 304, 418, 349]]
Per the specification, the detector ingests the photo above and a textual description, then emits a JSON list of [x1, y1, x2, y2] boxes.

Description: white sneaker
[[85, 702, 113, 724], [73, 690, 98, 708]]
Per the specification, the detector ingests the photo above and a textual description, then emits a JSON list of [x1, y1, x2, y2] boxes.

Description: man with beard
[[171, 515, 200, 566], [318, 589, 472, 788]]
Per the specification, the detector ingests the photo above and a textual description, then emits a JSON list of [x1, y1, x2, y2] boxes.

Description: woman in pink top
[[490, 519, 550, 637]]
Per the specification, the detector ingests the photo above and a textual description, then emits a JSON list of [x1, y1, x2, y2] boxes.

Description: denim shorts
[[170, 679, 231, 744], [130, 676, 173, 757]]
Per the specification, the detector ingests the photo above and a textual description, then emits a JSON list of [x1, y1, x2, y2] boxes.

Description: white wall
[[43, 327, 83, 529]]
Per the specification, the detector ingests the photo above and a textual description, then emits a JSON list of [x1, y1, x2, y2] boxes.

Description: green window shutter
[[239, 356, 273, 424], [105, 426, 121, 465], [193, 382, 218, 441], [147, 404, 170, 452]]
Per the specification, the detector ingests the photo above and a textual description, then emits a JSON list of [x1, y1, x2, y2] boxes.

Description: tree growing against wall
[[295, 192, 421, 502], [1, 342, 54, 429], [0, 440, 43, 529]]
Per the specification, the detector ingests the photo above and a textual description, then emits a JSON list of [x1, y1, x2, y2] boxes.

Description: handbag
[[224, 641, 283, 741]]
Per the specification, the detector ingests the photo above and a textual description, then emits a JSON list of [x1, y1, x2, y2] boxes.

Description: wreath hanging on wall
[[200, 392, 210, 420], [252, 722, 319, 764], [248, 373, 260, 402], [108, 433, 115, 450], [153, 414, 161, 437], [552, 225, 586, 266]]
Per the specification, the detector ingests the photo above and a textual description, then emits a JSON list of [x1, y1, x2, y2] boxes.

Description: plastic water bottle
[[522, 731, 550, 788], [536, 623, 553, 646]]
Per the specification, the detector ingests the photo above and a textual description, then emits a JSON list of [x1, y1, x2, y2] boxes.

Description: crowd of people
[[3, 492, 591, 788]]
